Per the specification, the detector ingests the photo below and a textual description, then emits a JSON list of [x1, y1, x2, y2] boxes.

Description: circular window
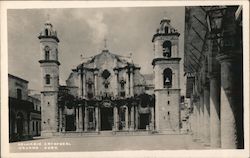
[[102, 69, 111, 79]]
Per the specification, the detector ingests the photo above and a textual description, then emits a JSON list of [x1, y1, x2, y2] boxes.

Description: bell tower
[[152, 18, 181, 133], [38, 19, 60, 137]]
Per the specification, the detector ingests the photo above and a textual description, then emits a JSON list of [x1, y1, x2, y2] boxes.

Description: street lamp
[[206, 7, 227, 51], [206, 7, 227, 35]]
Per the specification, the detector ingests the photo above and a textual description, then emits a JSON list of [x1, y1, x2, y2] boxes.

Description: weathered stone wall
[[41, 92, 58, 136], [155, 89, 180, 131], [9, 75, 28, 100]]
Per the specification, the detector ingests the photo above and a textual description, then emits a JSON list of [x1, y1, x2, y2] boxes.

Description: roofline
[[152, 32, 180, 42], [8, 74, 29, 83]]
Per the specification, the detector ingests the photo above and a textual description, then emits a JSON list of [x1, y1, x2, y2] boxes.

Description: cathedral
[[38, 17, 182, 137]]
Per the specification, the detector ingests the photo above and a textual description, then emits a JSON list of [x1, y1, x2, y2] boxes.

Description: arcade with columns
[[184, 6, 243, 149]]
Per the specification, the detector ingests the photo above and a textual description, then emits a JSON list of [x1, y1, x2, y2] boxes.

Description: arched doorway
[[100, 107, 113, 130]]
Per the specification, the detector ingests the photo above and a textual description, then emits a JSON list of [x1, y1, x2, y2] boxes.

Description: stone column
[[209, 73, 221, 148], [78, 70, 82, 97], [217, 53, 243, 149], [114, 70, 119, 97], [125, 70, 130, 97], [192, 100, 198, 139], [59, 107, 63, 132], [75, 107, 79, 132], [204, 84, 210, 145], [99, 108, 101, 131], [95, 107, 99, 132], [199, 92, 204, 141], [125, 106, 129, 130], [130, 68, 134, 96], [84, 107, 88, 132], [113, 106, 118, 131], [24, 120, 29, 136], [29, 121, 32, 135], [82, 70, 86, 98], [94, 71, 98, 96], [151, 107, 155, 130], [62, 107, 66, 132], [135, 106, 138, 130], [130, 106, 135, 130], [79, 106, 83, 132], [196, 99, 200, 139]]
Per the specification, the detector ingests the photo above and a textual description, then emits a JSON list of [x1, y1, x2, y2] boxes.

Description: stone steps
[[58, 130, 154, 137]]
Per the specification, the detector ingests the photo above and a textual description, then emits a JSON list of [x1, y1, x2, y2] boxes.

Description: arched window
[[102, 69, 111, 79], [45, 29, 48, 36], [45, 74, 51, 84], [163, 41, 172, 57], [45, 46, 50, 60], [163, 68, 172, 88], [165, 27, 169, 34], [17, 88, 22, 99]]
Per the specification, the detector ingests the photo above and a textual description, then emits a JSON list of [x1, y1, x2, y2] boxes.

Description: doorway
[[100, 108, 113, 130], [16, 112, 24, 136], [65, 115, 76, 131], [139, 113, 150, 130]]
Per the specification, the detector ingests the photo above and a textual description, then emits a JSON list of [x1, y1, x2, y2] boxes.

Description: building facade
[[38, 18, 181, 136], [9, 74, 41, 142]]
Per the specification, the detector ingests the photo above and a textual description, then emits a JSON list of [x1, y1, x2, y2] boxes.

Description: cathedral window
[[87, 78, 94, 99], [165, 27, 169, 34], [163, 68, 172, 88], [102, 69, 111, 79], [45, 46, 50, 60], [162, 41, 172, 57], [45, 29, 48, 36], [120, 80, 126, 97], [45, 74, 51, 84]]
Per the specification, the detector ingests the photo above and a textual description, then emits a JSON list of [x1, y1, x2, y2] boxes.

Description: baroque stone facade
[[38, 18, 181, 136]]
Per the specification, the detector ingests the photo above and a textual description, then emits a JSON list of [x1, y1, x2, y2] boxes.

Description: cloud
[[86, 12, 108, 44]]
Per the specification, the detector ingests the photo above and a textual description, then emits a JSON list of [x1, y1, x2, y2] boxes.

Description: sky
[[7, 7, 185, 94]]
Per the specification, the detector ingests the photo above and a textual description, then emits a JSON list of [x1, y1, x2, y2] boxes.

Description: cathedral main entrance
[[100, 108, 113, 130]]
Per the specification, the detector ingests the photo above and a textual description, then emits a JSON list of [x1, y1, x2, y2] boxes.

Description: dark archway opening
[[16, 112, 24, 136], [45, 29, 48, 36], [101, 108, 113, 130], [139, 113, 150, 130], [163, 68, 173, 88], [65, 115, 76, 131], [163, 41, 172, 57]]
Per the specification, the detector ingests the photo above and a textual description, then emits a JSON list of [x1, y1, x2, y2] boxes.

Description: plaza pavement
[[10, 134, 210, 153]]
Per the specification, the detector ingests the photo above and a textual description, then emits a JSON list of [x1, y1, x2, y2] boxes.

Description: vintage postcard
[[1, 1, 249, 158]]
